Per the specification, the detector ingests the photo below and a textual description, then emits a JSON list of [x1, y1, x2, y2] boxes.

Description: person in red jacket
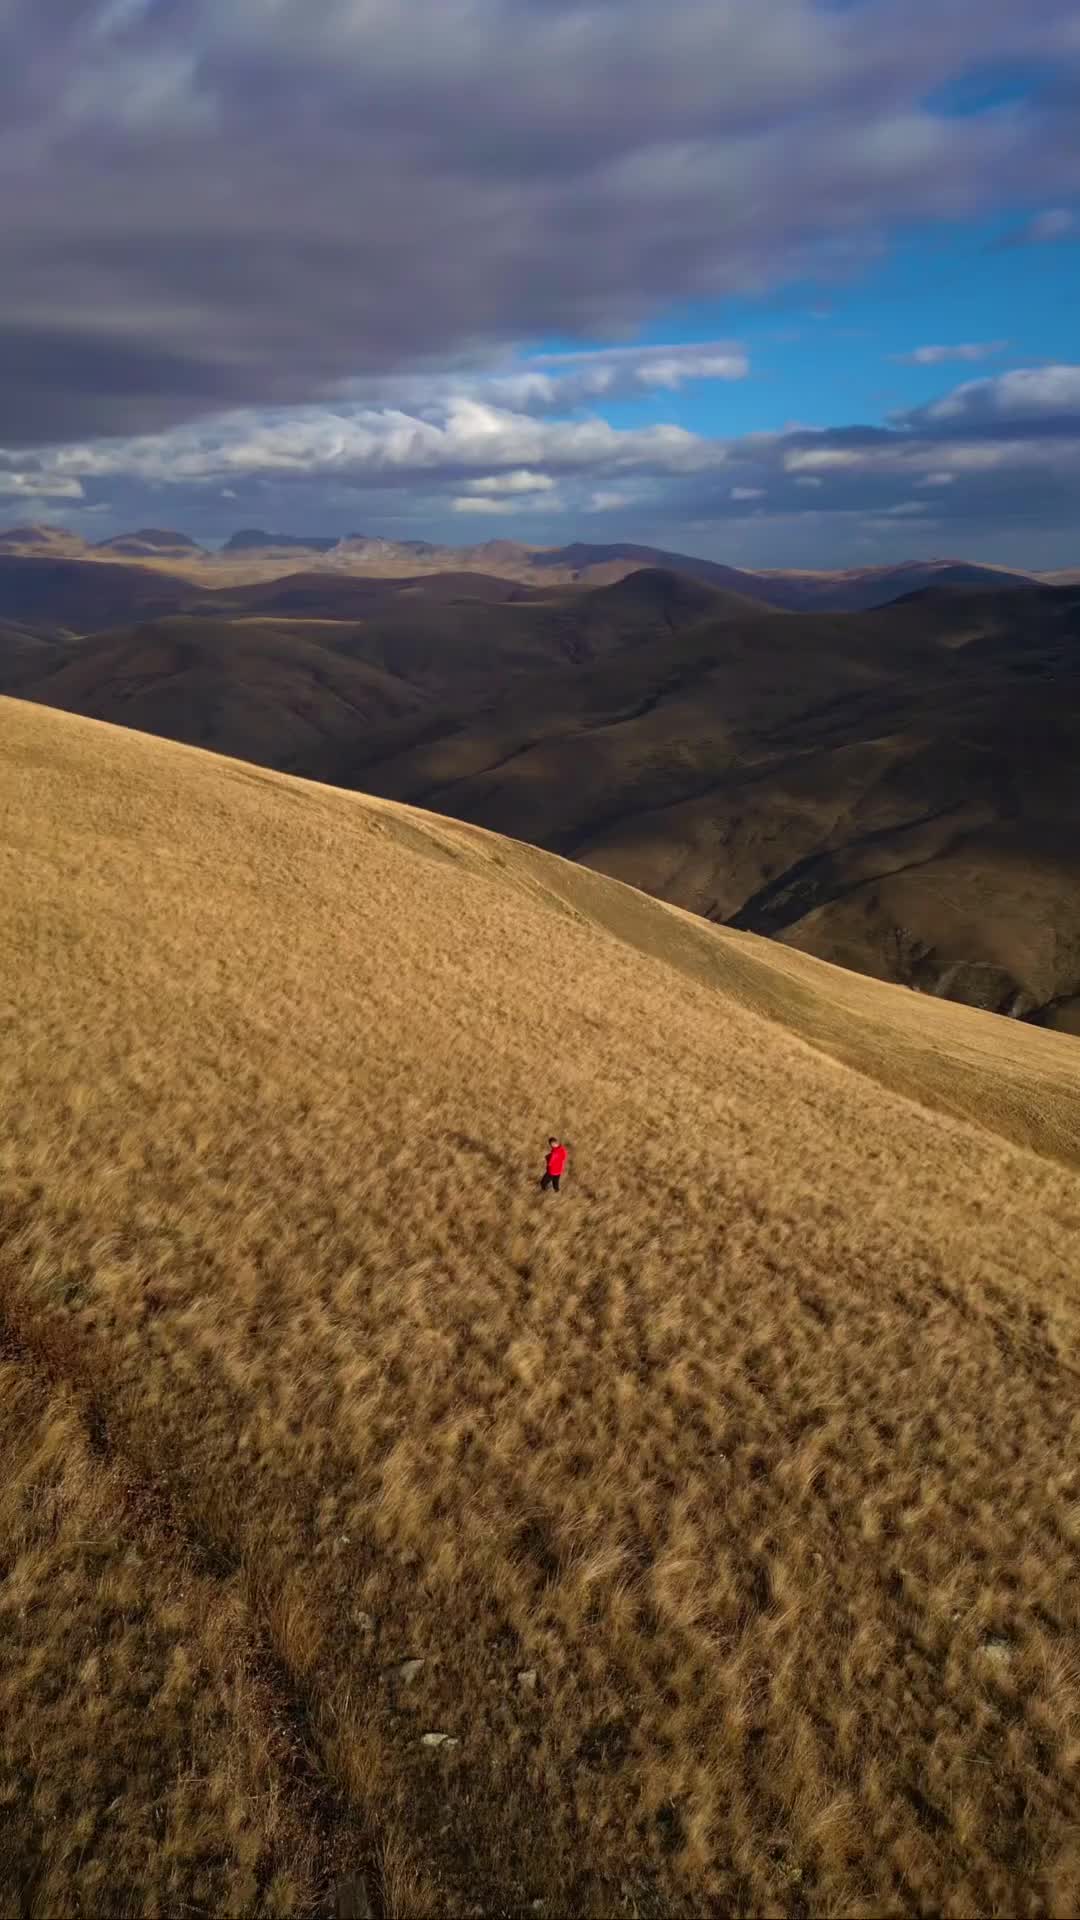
[[541, 1137, 567, 1192]]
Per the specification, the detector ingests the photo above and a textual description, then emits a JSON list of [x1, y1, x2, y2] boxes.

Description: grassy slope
[[3, 693, 1080, 1917], [486, 835, 1080, 1172]]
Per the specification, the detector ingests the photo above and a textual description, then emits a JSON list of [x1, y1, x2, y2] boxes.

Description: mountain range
[[0, 520, 1047, 610], [2, 538, 1078, 1032]]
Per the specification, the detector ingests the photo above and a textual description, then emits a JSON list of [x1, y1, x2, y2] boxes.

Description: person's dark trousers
[[540, 1172, 561, 1192]]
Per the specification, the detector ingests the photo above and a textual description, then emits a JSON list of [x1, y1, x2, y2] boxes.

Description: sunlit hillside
[[3, 692, 1080, 1918]]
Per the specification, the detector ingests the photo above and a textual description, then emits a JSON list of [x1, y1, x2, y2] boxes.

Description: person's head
[[548, 1136, 558, 1147]]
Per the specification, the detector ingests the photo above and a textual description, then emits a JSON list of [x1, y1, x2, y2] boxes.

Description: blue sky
[[599, 222, 1080, 439], [2, 1, 1079, 568]]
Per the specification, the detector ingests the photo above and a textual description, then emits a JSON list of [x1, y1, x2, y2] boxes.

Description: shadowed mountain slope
[[10, 616, 425, 767], [0, 554, 207, 635], [5, 572, 1079, 1025], [0, 554, 552, 638], [5, 568, 736, 728], [348, 585, 1080, 1025]]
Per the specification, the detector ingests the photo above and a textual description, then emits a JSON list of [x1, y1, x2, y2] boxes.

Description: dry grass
[[0, 1353, 319, 1918], [3, 692, 1080, 1918]]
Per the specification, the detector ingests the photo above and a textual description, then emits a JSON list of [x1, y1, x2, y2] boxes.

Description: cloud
[[461, 470, 557, 496], [917, 364, 1080, 424], [6, 359, 1080, 564], [894, 341, 1009, 365], [0, 472, 84, 499], [450, 496, 524, 515], [90, 1, 157, 38], [1008, 207, 1077, 246], [785, 448, 865, 473], [13, 397, 717, 493], [482, 346, 749, 413], [2, 0, 1079, 443], [346, 342, 750, 420], [528, 343, 749, 393]]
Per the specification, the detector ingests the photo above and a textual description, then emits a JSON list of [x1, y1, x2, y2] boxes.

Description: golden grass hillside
[[3, 692, 1080, 1919]]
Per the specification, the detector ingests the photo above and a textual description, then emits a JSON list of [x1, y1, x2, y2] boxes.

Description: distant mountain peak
[[0, 522, 82, 548], [97, 528, 204, 554]]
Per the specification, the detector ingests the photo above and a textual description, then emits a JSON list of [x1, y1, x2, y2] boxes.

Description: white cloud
[[447, 342, 750, 415], [637, 354, 747, 389], [450, 496, 523, 515], [784, 448, 863, 473], [795, 475, 824, 488], [0, 472, 84, 499], [588, 491, 631, 512], [931, 435, 1080, 471], [895, 341, 1008, 365], [919, 471, 955, 487], [478, 370, 614, 411], [730, 485, 765, 500], [5, 394, 720, 492], [924, 364, 1080, 422], [462, 469, 557, 496], [532, 342, 749, 390]]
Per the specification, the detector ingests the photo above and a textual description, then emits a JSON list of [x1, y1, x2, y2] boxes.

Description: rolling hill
[[219, 568, 551, 617], [4, 567, 731, 718], [6, 572, 1080, 1025], [522, 545, 1037, 607], [213, 532, 1039, 605], [750, 558, 1038, 612], [3, 691, 1080, 1916], [0, 554, 208, 635], [95, 528, 206, 560], [6, 616, 426, 767], [0, 554, 553, 640], [0, 522, 89, 555]]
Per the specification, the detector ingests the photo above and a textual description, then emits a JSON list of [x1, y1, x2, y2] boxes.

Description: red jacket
[[546, 1143, 567, 1177]]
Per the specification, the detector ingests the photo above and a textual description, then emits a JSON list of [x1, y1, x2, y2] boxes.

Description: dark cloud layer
[[3, 0, 1080, 444]]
